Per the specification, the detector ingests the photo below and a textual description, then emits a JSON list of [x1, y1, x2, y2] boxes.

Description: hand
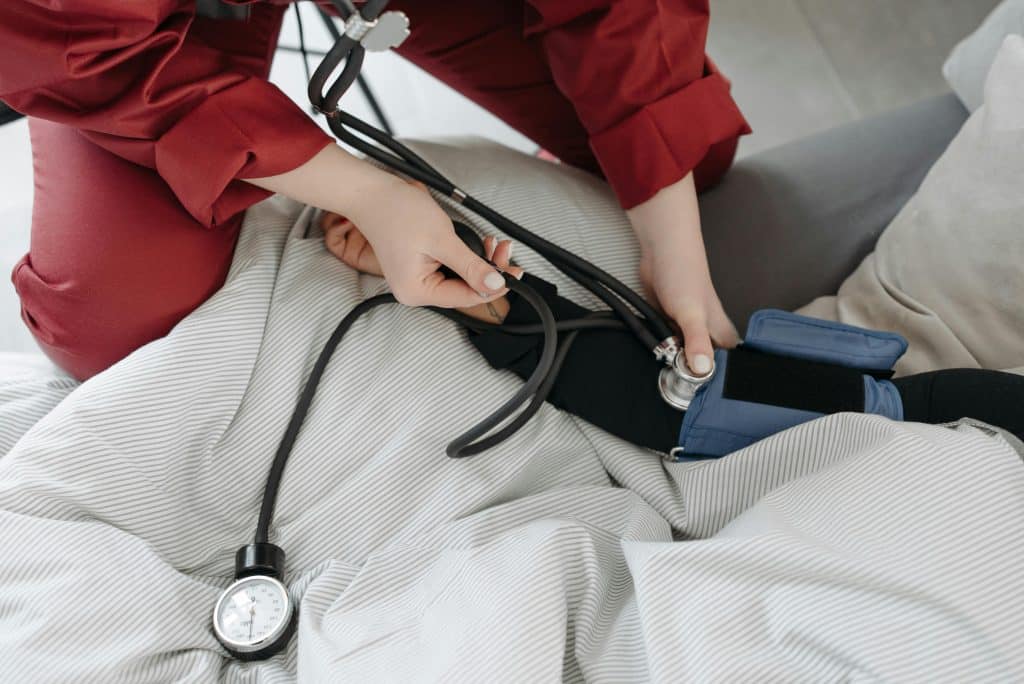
[[248, 145, 507, 309], [322, 207, 523, 323], [627, 173, 739, 375], [638, 242, 738, 374], [345, 175, 514, 307]]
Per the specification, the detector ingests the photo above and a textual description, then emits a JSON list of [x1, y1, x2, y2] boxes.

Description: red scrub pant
[[12, 1, 738, 381]]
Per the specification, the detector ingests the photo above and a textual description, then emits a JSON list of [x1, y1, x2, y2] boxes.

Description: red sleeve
[[524, 0, 751, 209], [0, 1, 332, 227]]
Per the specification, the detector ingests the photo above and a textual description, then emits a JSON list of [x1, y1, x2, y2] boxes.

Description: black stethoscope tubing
[[253, 0, 675, 547], [308, 1, 673, 347]]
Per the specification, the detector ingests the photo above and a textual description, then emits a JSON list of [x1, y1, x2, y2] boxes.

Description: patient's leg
[[894, 370, 1024, 443]]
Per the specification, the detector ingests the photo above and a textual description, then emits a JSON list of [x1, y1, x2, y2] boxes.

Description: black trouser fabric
[[892, 370, 1024, 442]]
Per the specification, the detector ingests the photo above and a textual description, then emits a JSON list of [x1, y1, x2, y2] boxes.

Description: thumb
[[432, 232, 507, 299], [675, 311, 715, 378]]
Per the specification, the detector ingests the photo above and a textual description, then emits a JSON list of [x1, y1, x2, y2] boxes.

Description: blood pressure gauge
[[213, 543, 297, 661]]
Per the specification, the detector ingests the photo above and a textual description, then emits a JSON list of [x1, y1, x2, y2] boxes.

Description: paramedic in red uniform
[[0, 1, 750, 380]]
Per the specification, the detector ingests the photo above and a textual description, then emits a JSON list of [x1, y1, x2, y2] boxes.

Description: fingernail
[[484, 271, 505, 291], [691, 354, 712, 376], [506, 242, 514, 260]]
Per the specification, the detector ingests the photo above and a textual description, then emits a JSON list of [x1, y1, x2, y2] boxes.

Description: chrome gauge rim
[[212, 575, 293, 654]]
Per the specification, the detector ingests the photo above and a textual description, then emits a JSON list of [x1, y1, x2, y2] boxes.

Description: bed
[[2, 23, 1023, 684]]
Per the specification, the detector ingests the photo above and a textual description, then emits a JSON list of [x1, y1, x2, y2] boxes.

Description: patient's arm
[[468, 279, 1024, 451], [321, 211, 1024, 451], [321, 209, 683, 451], [469, 273, 685, 452]]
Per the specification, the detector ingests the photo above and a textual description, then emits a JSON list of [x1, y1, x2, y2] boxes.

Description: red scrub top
[[0, 0, 749, 221]]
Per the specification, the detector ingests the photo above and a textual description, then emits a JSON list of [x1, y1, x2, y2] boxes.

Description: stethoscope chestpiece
[[658, 348, 715, 411]]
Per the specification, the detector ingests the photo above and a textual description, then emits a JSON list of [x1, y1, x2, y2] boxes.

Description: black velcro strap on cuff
[[723, 346, 865, 414]]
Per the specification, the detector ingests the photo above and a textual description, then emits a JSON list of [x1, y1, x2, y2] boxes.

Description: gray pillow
[[943, 0, 1024, 111]]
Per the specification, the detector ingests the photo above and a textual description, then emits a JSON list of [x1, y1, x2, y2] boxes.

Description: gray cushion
[[699, 93, 967, 332]]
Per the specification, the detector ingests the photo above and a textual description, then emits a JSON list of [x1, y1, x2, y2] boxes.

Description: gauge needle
[[249, 604, 255, 640]]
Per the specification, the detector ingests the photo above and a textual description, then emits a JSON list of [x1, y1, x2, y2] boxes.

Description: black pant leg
[[894, 369, 1024, 442]]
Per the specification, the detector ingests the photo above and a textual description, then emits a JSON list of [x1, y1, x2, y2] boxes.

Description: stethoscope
[[212, 0, 713, 660]]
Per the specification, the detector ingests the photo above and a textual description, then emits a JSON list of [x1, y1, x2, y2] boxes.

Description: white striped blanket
[[2, 141, 1023, 683]]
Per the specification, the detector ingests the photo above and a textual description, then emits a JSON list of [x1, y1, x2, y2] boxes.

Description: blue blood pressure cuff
[[675, 310, 908, 460]]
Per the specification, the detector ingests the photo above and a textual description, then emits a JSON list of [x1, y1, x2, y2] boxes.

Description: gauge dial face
[[213, 576, 292, 650]]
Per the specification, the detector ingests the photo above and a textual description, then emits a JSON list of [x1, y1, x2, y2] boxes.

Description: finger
[[325, 225, 347, 257], [324, 220, 355, 262], [709, 306, 740, 349], [358, 239, 383, 276], [336, 217, 356, 239], [432, 232, 508, 298], [349, 232, 382, 276], [324, 217, 354, 245], [410, 270, 510, 309], [321, 212, 354, 233], [674, 312, 714, 377], [491, 240, 513, 270], [320, 212, 339, 230], [339, 228, 378, 275], [341, 228, 367, 268], [484, 236, 497, 261]]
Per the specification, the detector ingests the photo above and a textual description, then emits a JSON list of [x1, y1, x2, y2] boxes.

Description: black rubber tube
[[255, 293, 395, 544], [433, 308, 623, 335], [260, 0, 681, 544], [325, 110, 671, 349], [254, 272, 590, 541], [305, 0, 671, 349], [443, 275, 559, 458]]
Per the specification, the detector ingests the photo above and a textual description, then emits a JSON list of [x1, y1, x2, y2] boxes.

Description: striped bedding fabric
[[1, 141, 1023, 683]]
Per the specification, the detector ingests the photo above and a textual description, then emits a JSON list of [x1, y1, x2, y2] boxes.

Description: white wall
[[0, 119, 34, 353]]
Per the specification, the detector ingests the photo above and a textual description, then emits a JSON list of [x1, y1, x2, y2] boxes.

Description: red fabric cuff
[[589, 71, 751, 209], [155, 77, 332, 228]]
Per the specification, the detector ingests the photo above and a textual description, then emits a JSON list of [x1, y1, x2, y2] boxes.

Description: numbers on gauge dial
[[216, 578, 287, 645]]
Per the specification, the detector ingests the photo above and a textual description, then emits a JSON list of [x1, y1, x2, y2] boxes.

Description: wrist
[[311, 145, 405, 222], [246, 144, 402, 224], [337, 162, 406, 226], [625, 172, 703, 252]]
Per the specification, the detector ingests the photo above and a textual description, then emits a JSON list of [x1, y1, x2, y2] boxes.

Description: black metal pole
[[0, 102, 24, 127]]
